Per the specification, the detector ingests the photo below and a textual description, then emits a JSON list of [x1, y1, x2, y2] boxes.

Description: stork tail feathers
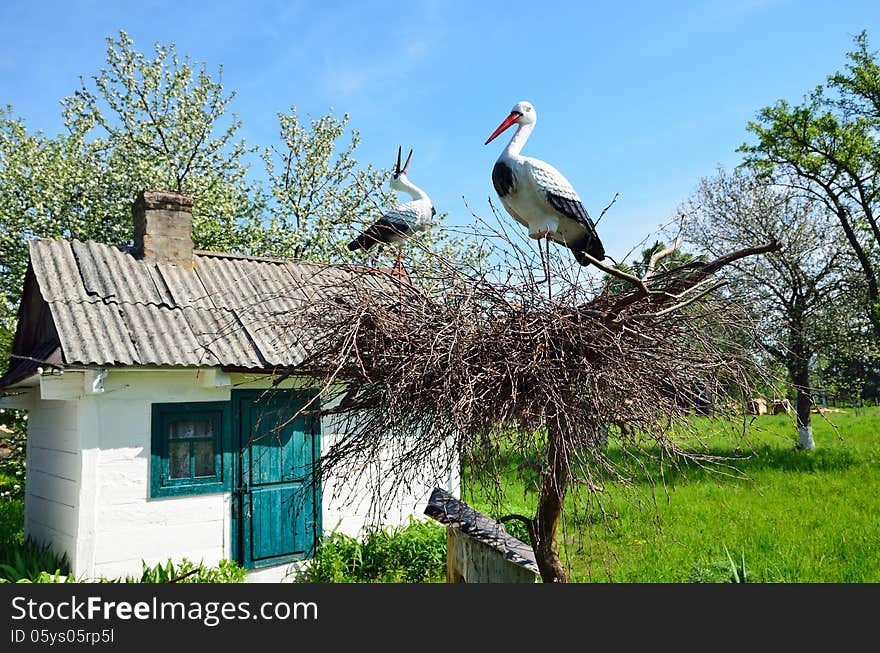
[[570, 237, 606, 267], [348, 233, 377, 251]]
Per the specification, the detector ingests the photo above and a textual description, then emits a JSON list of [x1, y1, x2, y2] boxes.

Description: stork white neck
[[394, 175, 430, 202], [500, 121, 535, 159]]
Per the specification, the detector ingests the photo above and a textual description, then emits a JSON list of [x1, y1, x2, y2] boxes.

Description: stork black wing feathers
[[492, 161, 516, 197], [545, 192, 606, 264], [347, 216, 413, 251]]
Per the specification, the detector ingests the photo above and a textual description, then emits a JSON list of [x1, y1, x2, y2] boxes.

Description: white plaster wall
[[22, 392, 81, 570], [317, 400, 460, 539], [77, 370, 232, 580]]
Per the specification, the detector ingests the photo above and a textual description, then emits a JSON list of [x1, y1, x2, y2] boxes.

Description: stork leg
[[395, 246, 404, 303], [536, 238, 548, 286], [395, 247, 403, 277], [545, 237, 552, 301]]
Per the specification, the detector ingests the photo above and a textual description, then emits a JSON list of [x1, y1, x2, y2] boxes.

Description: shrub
[[360, 519, 446, 582], [0, 538, 69, 583], [0, 498, 23, 548], [297, 518, 446, 583], [298, 531, 364, 583], [0, 409, 27, 502], [125, 558, 247, 583]]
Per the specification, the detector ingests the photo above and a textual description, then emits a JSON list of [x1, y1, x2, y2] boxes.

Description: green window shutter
[[150, 401, 232, 499]]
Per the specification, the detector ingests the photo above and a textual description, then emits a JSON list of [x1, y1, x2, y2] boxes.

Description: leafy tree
[[682, 166, 863, 449], [740, 31, 880, 337], [0, 106, 108, 370], [260, 108, 391, 261], [62, 30, 260, 253]]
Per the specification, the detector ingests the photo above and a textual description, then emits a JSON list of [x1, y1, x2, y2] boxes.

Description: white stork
[[348, 146, 435, 276], [485, 100, 605, 269]]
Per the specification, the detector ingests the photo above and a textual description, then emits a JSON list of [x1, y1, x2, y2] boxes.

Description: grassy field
[[467, 407, 880, 582]]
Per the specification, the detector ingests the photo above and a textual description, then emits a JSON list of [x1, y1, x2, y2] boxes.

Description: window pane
[[168, 442, 190, 479], [168, 419, 214, 440], [193, 440, 216, 478]]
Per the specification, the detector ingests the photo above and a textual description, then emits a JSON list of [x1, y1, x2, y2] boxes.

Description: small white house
[[0, 190, 457, 581]]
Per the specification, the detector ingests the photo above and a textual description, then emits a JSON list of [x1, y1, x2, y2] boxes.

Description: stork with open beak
[[348, 146, 436, 277], [485, 100, 605, 284]]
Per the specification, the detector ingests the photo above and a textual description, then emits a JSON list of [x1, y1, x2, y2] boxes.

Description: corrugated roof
[[18, 238, 401, 372], [49, 301, 140, 365], [72, 239, 172, 307], [28, 240, 90, 303]]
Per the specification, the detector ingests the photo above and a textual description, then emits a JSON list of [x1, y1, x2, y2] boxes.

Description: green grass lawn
[[467, 407, 880, 582]]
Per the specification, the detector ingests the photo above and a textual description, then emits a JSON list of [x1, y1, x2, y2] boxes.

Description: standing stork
[[348, 146, 435, 278], [485, 100, 605, 286]]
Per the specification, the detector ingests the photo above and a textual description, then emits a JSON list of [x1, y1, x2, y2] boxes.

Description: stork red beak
[[485, 111, 523, 145], [395, 146, 402, 175], [403, 149, 413, 174]]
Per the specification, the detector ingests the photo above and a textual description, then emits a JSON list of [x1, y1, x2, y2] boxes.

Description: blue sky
[[2, 0, 879, 262]]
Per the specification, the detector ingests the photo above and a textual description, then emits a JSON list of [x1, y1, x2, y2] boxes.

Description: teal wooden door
[[232, 390, 321, 569]]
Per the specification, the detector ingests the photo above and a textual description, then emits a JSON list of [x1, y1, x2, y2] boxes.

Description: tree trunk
[[530, 423, 568, 583], [793, 364, 815, 451]]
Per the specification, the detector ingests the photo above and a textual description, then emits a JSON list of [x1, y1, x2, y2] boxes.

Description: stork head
[[391, 146, 413, 190], [485, 100, 536, 145]]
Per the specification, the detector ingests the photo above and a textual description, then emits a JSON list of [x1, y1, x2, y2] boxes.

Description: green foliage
[[297, 518, 446, 583], [502, 517, 531, 545], [125, 558, 246, 583], [739, 31, 880, 339], [723, 545, 749, 583], [0, 409, 27, 501], [297, 531, 363, 583], [26, 570, 77, 583], [0, 498, 23, 547], [687, 546, 750, 583], [358, 519, 446, 582], [0, 538, 69, 583]]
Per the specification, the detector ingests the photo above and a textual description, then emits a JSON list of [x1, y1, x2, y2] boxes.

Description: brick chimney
[[132, 190, 194, 267]]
